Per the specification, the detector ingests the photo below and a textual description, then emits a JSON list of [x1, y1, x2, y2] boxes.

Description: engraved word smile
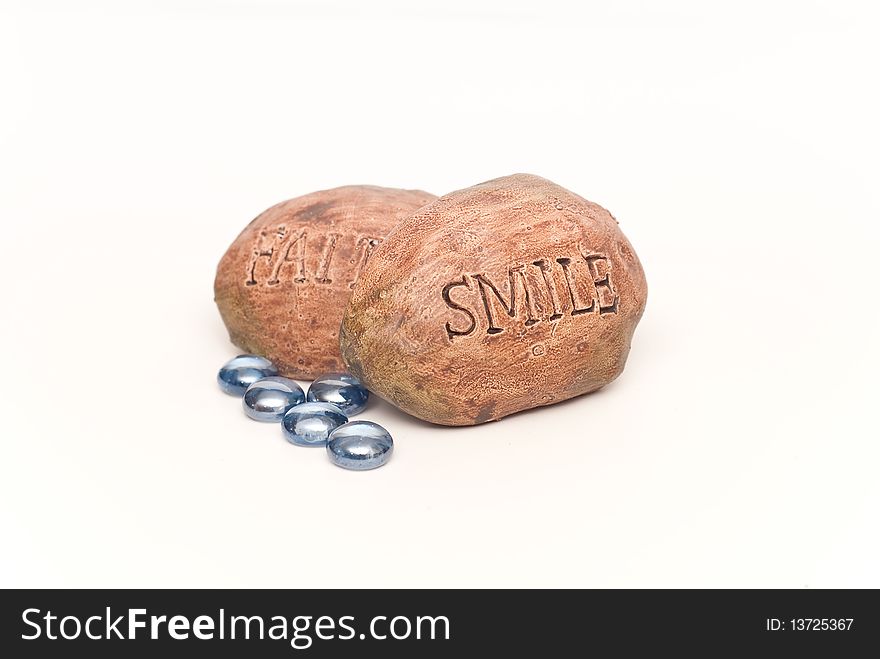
[[441, 251, 619, 340]]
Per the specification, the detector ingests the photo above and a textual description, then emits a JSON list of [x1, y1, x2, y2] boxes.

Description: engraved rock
[[340, 174, 647, 426], [215, 186, 437, 379]]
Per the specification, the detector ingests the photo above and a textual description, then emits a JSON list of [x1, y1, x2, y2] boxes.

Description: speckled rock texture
[[340, 174, 647, 426], [215, 186, 437, 379]]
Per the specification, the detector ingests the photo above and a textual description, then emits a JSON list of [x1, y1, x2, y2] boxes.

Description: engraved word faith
[[244, 226, 381, 289]]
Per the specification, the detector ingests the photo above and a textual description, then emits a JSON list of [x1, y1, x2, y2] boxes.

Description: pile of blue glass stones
[[217, 354, 393, 470]]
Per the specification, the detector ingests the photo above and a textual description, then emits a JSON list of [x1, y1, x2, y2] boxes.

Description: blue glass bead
[[307, 373, 369, 415], [242, 376, 305, 422], [326, 421, 393, 470], [281, 402, 348, 447], [218, 354, 278, 396]]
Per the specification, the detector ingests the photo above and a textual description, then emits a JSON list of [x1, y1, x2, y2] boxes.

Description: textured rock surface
[[340, 174, 647, 426], [215, 186, 436, 379]]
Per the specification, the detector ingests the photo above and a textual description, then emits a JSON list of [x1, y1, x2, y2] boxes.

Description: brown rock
[[215, 185, 437, 379], [340, 174, 647, 425]]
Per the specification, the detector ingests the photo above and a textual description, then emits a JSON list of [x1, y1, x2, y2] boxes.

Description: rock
[[340, 174, 647, 426], [215, 185, 436, 379]]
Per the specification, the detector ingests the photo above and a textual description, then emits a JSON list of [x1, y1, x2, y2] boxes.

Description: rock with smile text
[[340, 174, 648, 426]]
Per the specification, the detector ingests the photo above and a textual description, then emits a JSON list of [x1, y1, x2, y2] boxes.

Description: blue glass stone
[[281, 402, 348, 447], [242, 376, 305, 422], [326, 421, 393, 470], [218, 354, 278, 396], [307, 373, 369, 415]]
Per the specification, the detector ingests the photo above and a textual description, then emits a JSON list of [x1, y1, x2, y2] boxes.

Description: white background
[[1, 0, 878, 587]]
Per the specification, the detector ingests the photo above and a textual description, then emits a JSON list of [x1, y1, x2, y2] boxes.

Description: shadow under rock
[[363, 376, 623, 436]]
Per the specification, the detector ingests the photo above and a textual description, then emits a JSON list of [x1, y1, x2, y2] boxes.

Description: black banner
[[1, 589, 875, 656]]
